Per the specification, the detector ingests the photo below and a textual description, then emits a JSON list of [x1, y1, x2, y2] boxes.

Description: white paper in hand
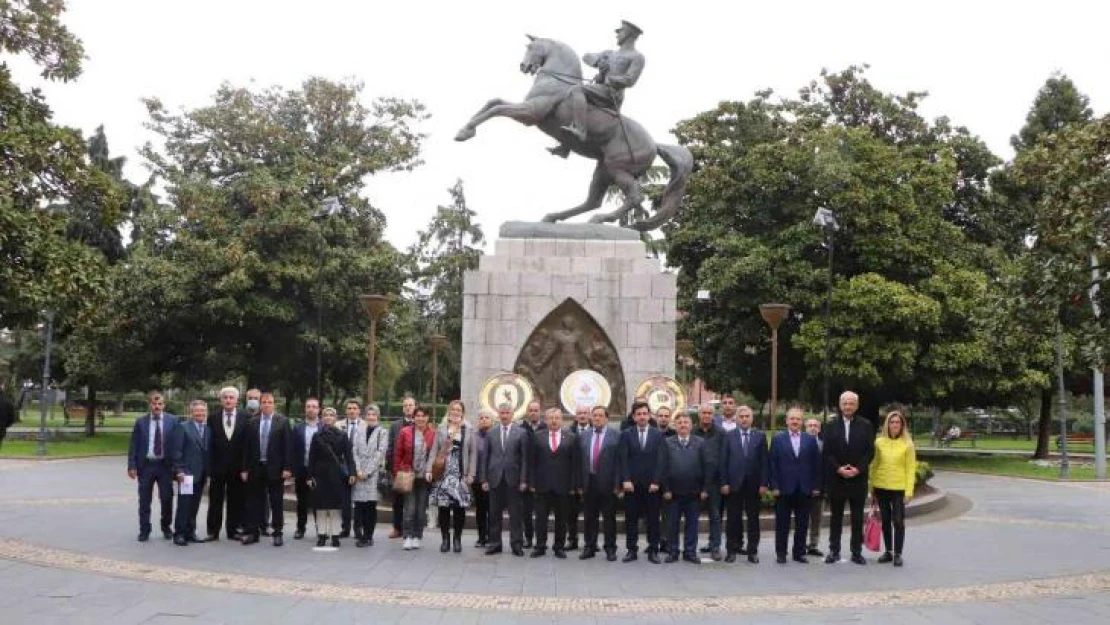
[[180, 474, 194, 495]]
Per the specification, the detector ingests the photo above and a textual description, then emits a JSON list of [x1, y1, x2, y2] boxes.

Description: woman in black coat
[[308, 407, 357, 548]]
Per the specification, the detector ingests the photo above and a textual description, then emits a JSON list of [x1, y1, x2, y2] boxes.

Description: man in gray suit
[[480, 402, 530, 556], [171, 399, 212, 546]]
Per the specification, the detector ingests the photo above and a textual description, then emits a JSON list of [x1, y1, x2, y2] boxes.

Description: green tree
[[130, 78, 426, 399], [668, 67, 1010, 419], [403, 179, 485, 402]]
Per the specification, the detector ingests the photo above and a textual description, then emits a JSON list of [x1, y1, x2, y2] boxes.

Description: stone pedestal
[[461, 223, 677, 416]]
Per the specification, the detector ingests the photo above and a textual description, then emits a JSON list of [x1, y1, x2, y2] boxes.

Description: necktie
[[742, 431, 749, 453], [501, 425, 507, 448], [639, 428, 646, 449], [792, 432, 799, 457], [591, 429, 602, 472], [550, 430, 558, 452], [349, 422, 356, 442], [260, 416, 270, 458], [681, 438, 688, 448], [197, 422, 206, 448], [152, 416, 163, 457]]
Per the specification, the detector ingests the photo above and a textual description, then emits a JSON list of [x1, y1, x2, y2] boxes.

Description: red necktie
[[591, 430, 602, 472], [550, 430, 558, 453]]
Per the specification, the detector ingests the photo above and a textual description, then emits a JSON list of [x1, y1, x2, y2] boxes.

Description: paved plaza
[[1, 457, 1109, 624]]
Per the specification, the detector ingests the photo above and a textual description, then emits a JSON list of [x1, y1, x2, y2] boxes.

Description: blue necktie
[[260, 417, 271, 459]]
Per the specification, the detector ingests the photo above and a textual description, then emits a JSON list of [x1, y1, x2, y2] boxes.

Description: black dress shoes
[[273, 535, 284, 547], [605, 550, 618, 562], [850, 554, 867, 565], [877, 552, 893, 563], [241, 534, 259, 545], [511, 545, 525, 557], [137, 533, 150, 542], [485, 545, 503, 555], [776, 554, 787, 564], [622, 550, 638, 563], [440, 538, 451, 553], [578, 547, 596, 560], [356, 539, 369, 548], [825, 552, 840, 564], [162, 528, 173, 540], [710, 550, 723, 561], [338, 530, 350, 539], [523, 538, 533, 549], [293, 529, 305, 540], [647, 551, 661, 564], [682, 553, 701, 564], [565, 540, 579, 551], [806, 547, 824, 557], [747, 553, 759, 564], [329, 536, 339, 548], [453, 537, 462, 553], [893, 554, 904, 567], [173, 536, 188, 546], [186, 535, 204, 543], [793, 555, 809, 564], [664, 553, 679, 563], [316, 536, 328, 547], [724, 552, 737, 563], [698, 545, 712, 553], [205, 534, 219, 542], [530, 548, 546, 558], [553, 548, 566, 559]]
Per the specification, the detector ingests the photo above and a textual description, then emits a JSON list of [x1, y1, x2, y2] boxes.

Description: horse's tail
[[635, 143, 694, 232]]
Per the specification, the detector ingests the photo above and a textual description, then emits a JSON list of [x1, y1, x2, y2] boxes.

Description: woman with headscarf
[[308, 407, 357, 548], [352, 404, 389, 547]]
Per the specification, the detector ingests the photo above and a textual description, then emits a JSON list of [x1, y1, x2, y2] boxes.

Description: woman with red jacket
[[394, 406, 436, 550]]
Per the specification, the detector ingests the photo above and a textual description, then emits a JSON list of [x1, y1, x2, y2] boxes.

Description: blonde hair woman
[[869, 408, 916, 567], [427, 400, 478, 553]]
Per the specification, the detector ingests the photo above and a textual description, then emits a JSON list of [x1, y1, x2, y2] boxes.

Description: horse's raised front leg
[[455, 98, 508, 141], [542, 164, 611, 222], [587, 169, 644, 224], [455, 99, 539, 141]]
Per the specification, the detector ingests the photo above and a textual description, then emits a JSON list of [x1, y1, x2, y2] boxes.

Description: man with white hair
[[206, 386, 249, 541], [822, 390, 874, 565]]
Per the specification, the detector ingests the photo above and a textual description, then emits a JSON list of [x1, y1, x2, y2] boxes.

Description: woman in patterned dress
[[427, 400, 478, 553]]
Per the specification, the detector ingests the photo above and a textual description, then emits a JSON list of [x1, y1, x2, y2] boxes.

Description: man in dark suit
[[386, 395, 415, 539], [565, 405, 592, 551], [519, 399, 543, 549], [206, 387, 248, 541], [694, 405, 725, 560], [127, 391, 178, 542], [822, 390, 875, 565], [239, 392, 293, 546], [480, 402, 530, 556], [291, 397, 322, 540], [767, 405, 823, 563], [720, 405, 768, 563], [338, 399, 364, 538], [579, 405, 620, 561], [618, 401, 665, 564], [529, 407, 579, 558], [171, 399, 212, 545], [659, 413, 709, 563]]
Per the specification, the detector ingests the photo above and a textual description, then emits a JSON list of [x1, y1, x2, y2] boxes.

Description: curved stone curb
[[0, 537, 1107, 614]]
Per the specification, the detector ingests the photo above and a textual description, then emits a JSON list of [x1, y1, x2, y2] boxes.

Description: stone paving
[[1, 457, 1109, 623]]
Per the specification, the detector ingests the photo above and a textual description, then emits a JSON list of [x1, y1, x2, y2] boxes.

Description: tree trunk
[[85, 387, 97, 437], [1033, 387, 1053, 459]]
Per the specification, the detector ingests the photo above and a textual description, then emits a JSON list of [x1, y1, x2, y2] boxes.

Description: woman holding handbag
[[428, 400, 478, 554], [394, 405, 436, 550], [353, 404, 389, 548], [308, 407, 357, 548], [869, 408, 917, 567]]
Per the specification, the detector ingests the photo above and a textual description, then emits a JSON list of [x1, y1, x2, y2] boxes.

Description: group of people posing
[[126, 388, 917, 567]]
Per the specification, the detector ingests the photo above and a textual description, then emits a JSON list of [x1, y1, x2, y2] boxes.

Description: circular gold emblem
[[478, 372, 536, 420], [559, 369, 612, 414], [634, 374, 686, 415]]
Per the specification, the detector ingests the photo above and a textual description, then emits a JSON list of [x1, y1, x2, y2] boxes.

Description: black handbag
[[321, 436, 350, 480]]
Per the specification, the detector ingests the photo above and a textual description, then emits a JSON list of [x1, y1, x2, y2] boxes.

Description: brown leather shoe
[[388, 529, 402, 539]]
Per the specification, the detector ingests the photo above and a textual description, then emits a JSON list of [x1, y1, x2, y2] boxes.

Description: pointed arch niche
[[513, 298, 627, 416]]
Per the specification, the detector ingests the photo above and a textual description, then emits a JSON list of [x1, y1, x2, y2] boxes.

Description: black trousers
[[294, 473, 312, 532], [437, 504, 465, 540], [245, 469, 285, 537], [774, 490, 811, 558], [137, 462, 173, 535], [173, 476, 207, 539], [725, 486, 762, 554], [828, 493, 866, 556], [624, 485, 661, 552], [534, 491, 569, 549], [566, 491, 582, 545], [874, 488, 906, 554], [355, 501, 377, 539], [666, 494, 700, 556], [473, 484, 490, 543], [489, 481, 523, 548], [341, 484, 353, 534], [392, 492, 405, 532], [583, 484, 617, 552], [521, 489, 535, 542], [207, 470, 246, 538]]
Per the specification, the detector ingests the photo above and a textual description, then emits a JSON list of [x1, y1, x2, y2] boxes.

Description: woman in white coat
[[353, 404, 389, 547]]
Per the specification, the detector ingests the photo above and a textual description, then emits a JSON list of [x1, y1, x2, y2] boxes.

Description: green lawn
[[917, 436, 1098, 453], [0, 433, 131, 458], [11, 413, 142, 429], [928, 454, 1098, 480]]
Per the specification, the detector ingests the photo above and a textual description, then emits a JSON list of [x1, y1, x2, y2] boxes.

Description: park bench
[[938, 431, 977, 448], [1056, 432, 1095, 451]]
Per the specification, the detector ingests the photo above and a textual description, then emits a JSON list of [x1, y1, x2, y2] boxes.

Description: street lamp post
[[428, 333, 447, 420], [359, 294, 390, 406], [760, 304, 791, 432], [812, 207, 839, 419], [313, 197, 343, 399], [37, 311, 55, 457]]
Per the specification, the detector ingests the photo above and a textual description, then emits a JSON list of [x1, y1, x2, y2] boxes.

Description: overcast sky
[[11, 0, 1110, 251]]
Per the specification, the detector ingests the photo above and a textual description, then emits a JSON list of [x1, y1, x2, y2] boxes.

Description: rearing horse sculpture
[[455, 36, 693, 231]]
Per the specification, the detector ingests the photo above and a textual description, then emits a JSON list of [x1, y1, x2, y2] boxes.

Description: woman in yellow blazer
[[869, 408, 916, 567]]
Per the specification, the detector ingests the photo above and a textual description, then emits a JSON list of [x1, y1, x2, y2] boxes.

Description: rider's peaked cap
[[618, 20, 643, 36]]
